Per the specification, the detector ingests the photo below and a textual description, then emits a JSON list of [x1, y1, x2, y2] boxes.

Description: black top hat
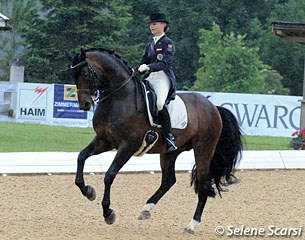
[[149, 13, 169, 24]]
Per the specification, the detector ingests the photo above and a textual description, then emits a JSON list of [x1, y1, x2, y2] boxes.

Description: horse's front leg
[[102, 146, 135, 225], [138, 151, 180, 220], [75, 138, 111, 201]]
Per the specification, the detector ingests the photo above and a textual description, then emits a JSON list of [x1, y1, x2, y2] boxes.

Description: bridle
[[70, 60, 99, 99], [70, 59, 133, 103]]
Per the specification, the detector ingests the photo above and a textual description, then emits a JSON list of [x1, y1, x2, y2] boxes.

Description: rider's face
[[150, 22, 166, 37]]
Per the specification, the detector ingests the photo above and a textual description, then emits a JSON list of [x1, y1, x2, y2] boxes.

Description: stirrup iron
[[166, 133, 177, 152]]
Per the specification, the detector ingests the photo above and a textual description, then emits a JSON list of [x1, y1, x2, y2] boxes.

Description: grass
[[0, 122, 94, 152], [0, 122, 292, 152], [243, 135, 291, 150]]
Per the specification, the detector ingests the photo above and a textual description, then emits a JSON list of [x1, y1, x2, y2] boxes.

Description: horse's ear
[[66, 51, 75, 62], [80, 48, 86, 60]]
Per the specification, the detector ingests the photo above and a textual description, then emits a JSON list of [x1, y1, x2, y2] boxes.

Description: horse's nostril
[[84, 101, 91, 110]]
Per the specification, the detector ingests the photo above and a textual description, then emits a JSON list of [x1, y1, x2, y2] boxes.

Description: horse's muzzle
[[84, 101, 92, 111], [79, 98, 94, 111]]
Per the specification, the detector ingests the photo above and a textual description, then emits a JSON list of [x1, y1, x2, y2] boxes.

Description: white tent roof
[[0, 12, 9, 21]]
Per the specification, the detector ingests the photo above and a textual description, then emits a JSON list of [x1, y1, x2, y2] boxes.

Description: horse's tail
[[191, 106, 243, 197]]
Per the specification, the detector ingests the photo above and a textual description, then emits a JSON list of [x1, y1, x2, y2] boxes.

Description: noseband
[[71, 59, 132, 103]]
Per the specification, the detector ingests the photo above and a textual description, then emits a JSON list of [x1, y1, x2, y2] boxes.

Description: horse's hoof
[[184, 227, 195, 234], [86, 185, 96, 201], [184, 219, 199, 234], [138, 210, 151, 220], [105, 210, 116, 225]]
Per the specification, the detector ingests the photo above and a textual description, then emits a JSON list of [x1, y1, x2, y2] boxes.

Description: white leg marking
[[185, 219, 201, 233], [143, 203, 155, 212], [138, 203, 156, 220]]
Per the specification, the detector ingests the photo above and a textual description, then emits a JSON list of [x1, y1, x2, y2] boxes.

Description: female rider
[[138, 12, 177, 152]]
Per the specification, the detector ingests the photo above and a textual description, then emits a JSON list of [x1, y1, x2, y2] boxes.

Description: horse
[[68, 48, 243, 234]]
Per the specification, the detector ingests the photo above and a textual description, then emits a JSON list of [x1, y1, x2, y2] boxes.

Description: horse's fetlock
[[75, 180, 84, 186], [102, 199, 110, 210]]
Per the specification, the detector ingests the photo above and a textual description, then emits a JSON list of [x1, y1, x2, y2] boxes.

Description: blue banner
[[53, 84, 87, 119]]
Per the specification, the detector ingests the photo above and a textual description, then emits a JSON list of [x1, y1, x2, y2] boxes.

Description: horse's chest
[[95, 117, 127, 135]]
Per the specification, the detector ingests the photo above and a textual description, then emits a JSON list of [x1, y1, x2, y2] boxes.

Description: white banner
[[199, 92, 302, 137], [16, 83, 53, 124]]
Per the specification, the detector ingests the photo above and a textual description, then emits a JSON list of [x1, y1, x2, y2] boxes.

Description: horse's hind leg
[[75, 138, 111, 201], [185, 176, 209, 234], [138, 151, 180, 220], [185, 144, 215, 234]]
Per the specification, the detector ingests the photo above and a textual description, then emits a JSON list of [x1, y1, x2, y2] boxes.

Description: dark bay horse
[[69, 48, 243, 233]]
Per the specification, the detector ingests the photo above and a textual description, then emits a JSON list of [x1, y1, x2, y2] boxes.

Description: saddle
[[134, 74, 188, 129], [132, 72, 188, 157]]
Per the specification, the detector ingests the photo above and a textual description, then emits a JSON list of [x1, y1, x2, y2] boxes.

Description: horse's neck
[[98, 72, 135, 103], [93, 52, 136, 106], [96, 56, 130, 89], [95, 78, 136, 121]]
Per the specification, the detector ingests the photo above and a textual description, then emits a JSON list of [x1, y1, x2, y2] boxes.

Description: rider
[[138, 12, 177, 152]]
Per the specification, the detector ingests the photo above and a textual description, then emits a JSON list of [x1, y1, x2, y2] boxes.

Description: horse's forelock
[[70, 49, 87, 79], [72, 50, 86, 66]]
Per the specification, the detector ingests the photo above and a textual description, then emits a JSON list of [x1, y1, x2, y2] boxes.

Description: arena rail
[[0, 150, 305, 174]]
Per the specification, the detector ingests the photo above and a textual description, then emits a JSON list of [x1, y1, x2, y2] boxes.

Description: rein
[[99, 76, 132, 102], [71, 59, 133, 103]]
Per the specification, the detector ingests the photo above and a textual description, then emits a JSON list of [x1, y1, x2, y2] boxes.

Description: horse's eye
[[81, 69, 88, 77]]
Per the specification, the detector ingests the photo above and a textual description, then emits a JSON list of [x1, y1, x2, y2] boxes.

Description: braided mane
[[70, 47, 132, 80], [85, 48, 132, 72]]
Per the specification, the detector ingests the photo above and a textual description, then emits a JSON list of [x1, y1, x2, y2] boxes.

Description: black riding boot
[[159, 106, 177, 152]]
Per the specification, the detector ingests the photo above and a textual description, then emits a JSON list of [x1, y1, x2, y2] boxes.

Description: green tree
[[0, 0, 38, 81], [164, 0, 212, 89], [205, 0, 274, 36], [21, 0, 133, 83], [192, 23, 264, 93], [258, 67, 290, 95], [253, 0, 305, 96]]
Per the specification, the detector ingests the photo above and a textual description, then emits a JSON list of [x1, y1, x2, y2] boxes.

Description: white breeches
[[146, 70, 171, 111]]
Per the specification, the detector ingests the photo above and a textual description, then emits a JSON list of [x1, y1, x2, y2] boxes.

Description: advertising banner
[[16, 83, 53, 123], [53, 84, 87, 119], [201, 92, 302, 137]]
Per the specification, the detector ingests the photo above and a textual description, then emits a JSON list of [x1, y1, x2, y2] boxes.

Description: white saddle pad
[[146, 95, 188, 129], [167, 95, 188, 129]]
